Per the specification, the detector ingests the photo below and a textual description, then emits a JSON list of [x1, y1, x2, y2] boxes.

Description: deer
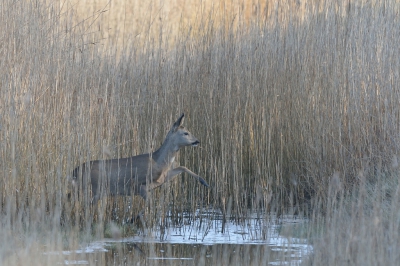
[[68, 113, 209, 209]]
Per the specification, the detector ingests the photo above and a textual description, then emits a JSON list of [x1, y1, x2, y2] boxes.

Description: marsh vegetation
[[1, 0, 400, 264]]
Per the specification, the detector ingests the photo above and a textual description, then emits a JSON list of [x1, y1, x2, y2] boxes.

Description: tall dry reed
[[1, 0, 400, 264]]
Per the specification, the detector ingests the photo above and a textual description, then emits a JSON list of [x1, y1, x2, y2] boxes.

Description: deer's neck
[[152, 140, 179, 166]]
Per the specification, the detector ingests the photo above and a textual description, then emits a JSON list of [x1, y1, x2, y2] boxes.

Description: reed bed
[[1, 0, 400, 264]]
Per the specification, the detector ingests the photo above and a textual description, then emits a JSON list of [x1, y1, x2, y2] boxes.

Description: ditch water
[[52, 211, 312, 265]]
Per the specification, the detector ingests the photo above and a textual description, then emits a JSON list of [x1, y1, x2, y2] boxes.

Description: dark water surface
[[53, 212, 311, 265]]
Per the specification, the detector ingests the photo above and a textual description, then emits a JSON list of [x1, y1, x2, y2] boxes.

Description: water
[[50, 211, 312, 265]]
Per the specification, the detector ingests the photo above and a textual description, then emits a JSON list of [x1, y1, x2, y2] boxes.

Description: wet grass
[[1, 0, 400, 265]]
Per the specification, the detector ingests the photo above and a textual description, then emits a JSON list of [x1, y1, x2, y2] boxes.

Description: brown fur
[[69, 113, 209, 205]]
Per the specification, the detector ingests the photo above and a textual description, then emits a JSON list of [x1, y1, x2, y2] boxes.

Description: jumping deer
[[69, 113, 209, 206]]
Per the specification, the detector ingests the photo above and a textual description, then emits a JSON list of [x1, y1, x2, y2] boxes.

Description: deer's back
[[72, 153, 165, 196]]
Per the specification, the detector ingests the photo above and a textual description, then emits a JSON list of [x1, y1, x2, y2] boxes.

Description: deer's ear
[[172, 113, 184, 131]]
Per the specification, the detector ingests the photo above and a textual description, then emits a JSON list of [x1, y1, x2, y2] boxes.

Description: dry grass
[[63, 0, 289, 48], [1, 0, 400, 264]]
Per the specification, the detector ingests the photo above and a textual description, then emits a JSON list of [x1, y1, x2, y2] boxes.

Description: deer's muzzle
[[192, 140, 200, 146]]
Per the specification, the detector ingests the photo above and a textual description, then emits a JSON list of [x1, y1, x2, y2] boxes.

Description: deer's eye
[[184, 132, 189, 135]]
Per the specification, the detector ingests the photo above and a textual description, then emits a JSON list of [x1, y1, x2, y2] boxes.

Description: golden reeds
[[1, 0, 400, 264]]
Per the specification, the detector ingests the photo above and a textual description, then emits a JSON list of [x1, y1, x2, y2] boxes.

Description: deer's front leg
[[165, 166, 209, 187], [139, 181, 164, 200]]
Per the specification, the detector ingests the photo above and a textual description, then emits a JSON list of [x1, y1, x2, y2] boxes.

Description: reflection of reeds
[[1, 0, 400, 264]]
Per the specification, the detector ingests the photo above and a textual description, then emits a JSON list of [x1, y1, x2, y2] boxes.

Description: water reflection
[[60, 212, 312, 265], [61, 243, 308, 265]]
